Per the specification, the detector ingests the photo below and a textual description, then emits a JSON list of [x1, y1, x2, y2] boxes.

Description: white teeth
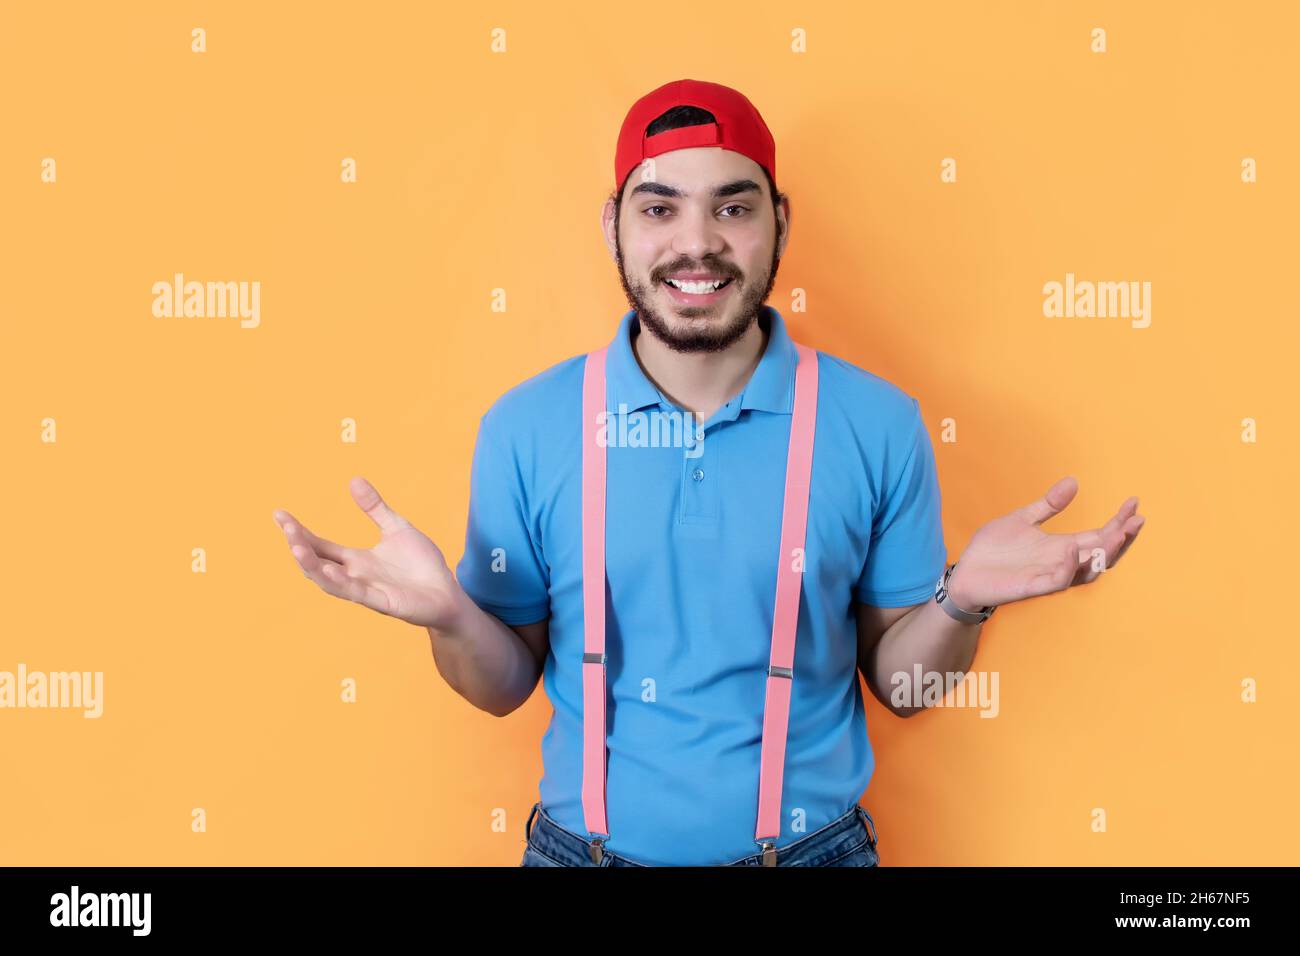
[[665, 277, 729, 294]]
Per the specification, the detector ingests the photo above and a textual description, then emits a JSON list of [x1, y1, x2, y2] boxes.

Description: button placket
[[680, 430, 719, 521]]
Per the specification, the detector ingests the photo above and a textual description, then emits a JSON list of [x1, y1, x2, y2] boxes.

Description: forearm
[[425, 583, 540, 718], [864, 597, 985, 717]]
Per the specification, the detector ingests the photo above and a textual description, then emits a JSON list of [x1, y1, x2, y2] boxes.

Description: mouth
[[659, 274, 736, 306]]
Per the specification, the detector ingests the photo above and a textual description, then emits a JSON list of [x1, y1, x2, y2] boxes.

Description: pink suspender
[[754, 341, 819, 857], [580, 346, 611, 844], [580, 341, 820, 866]]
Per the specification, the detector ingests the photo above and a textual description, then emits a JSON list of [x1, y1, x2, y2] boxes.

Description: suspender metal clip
[[760, 841, 778, 866], [588, 837, 606, 865]]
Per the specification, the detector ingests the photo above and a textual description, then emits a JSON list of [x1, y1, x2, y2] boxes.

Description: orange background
[[1, 1, 1296, 865]]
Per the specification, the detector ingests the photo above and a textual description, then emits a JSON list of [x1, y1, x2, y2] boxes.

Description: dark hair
[[611, 105, 785, 234]]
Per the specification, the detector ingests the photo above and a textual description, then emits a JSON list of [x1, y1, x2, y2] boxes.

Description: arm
[[853, 395, 971, 717], [439, 404, 556, 718], [856, 473, 1147, 718], [275, 473, 553, 722], [426, 592, 549, 719], [856, 595, 984, 718]]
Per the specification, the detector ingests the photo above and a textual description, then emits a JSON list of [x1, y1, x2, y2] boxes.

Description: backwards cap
[[614, 79, 776, 192]]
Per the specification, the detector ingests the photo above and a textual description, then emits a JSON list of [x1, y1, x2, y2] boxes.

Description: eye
[[719, 204, 749, 218], [643, 205, 671, 218]]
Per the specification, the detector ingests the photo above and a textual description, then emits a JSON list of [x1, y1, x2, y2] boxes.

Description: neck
[[631, 311, 769, 423]]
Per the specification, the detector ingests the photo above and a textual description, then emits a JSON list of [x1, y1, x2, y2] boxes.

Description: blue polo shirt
[[456, 306, 947, 865]]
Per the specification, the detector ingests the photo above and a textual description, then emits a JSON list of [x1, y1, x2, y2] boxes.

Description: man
[[273, 79, 1145, 867]]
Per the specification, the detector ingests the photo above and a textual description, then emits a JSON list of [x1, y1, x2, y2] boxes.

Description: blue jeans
[[520, 801, 879, 867]]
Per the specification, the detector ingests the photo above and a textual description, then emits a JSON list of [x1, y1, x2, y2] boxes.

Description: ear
[[600, 195, 619, 263], [775, 194, 791, 259]]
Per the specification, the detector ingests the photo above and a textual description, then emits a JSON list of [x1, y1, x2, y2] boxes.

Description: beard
[[614, 228, 783, 354]]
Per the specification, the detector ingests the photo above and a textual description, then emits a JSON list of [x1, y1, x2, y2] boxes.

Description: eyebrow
[[628, 179, 763, 201]]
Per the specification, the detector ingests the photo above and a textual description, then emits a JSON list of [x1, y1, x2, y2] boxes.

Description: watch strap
[[934, 562, 995, 624]]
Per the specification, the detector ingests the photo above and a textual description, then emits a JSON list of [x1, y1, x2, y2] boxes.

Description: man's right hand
[[274, 476, 461, 630]]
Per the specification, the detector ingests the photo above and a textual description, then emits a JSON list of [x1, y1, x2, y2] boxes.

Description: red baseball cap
[[614, 79, 776, 192]]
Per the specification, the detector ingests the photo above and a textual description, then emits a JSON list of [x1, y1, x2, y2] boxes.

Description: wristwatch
[[934, 562, 996, 624]]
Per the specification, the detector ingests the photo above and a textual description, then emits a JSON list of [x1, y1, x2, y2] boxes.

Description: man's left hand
[[945, 476, 1145, 610]]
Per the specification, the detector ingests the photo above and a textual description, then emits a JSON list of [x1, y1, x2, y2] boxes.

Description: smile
[[664, 277, 732, 293], [660, 276, 735, 304]]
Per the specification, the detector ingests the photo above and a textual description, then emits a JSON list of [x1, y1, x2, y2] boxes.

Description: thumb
[[1016, 475, 1078, 526], [349, 476, 410, 535]]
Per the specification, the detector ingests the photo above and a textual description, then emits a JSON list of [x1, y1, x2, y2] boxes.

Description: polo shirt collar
[[603, 305, 799, 416]]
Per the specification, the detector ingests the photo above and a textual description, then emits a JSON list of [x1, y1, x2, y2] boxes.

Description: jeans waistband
[[524, 800, 877, 867]]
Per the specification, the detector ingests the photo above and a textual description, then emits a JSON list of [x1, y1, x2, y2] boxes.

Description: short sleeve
[[853, 396, 948, 607], [454, 411, 551, 625]]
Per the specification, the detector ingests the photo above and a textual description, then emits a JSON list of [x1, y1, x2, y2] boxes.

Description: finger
[[349, 477, 411, 536], [1017, 475, 1079, 527], [1066, 492, 1138, 564], [286, 538, 344, 594], [289, 540, 366, 603], [318, 560, 374, 604], [274, 509, 349, 564], [1069, 546, 1097, 587], [1102, 496, 1140, 537], [1060, 528, 1103, 585], [1072, 512, 1145, 584], [1093, 504, 1142, 572], [1071, 526, 1117, 572], [1072, 541, 1111, 585], [1111, 514, 1145, 566], [276, 505, 396, 612], [1072, 527, 1104, 552], [312, 556, 394, 615]]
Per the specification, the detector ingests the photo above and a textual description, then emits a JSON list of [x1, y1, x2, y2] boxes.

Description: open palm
[[274, 476, 459, 629], [947, 476, 1145, 609]]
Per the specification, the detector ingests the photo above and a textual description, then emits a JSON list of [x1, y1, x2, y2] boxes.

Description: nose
[[670, 205, 726, 261]]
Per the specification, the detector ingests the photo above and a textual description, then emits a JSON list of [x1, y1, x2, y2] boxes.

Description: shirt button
[[691, 467, 705, 481]]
